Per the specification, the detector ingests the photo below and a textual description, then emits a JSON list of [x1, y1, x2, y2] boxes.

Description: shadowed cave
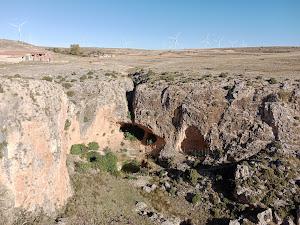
[[120, 123, 166, 156], [181, 126, 209, 158]]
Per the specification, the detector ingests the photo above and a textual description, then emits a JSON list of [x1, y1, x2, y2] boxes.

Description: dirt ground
[[0, 39, 299, 82]]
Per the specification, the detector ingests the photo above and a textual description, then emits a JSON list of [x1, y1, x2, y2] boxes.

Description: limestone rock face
[[133, 81, 300, 161], [0, 77, 133, 214], [0, 79, 72, 213]]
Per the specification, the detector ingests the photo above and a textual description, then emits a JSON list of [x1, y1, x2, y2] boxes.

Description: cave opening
[[181, 126, 209, 158], [119, 123, 165, 156]]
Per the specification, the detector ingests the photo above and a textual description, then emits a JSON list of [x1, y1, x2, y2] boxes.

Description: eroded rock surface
[[0, 77, 133, 215]]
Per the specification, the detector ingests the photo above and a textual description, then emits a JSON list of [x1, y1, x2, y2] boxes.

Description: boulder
[[257, 208, 273, 225]]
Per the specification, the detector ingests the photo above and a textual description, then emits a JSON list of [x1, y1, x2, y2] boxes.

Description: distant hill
[[0, 39, 43, 51]]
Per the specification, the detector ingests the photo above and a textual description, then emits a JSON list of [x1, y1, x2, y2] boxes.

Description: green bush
[[87, 71, 94, 75], [14, 74, 21, 78], [192, 193, 201, 204], [277, 90, 292, 102], [224, 85, 233, 90], [219, 72, 228, 78], [62, 83, 72, 89], [0, 141, 8, 158], [273, 141, 282, 149], [67, 91, 75, 97], [53, 48, 61, 53], [127, 111, 131, 119], [169, 187, 176, 196], [193, 159, 201, 167], [64, 119, 71, 131], [256, 76, 263, 80], [0, 84, 4, 93], [70, 144, 86, 155], [187, 169, 198, 186], [83, 116, 89, 122], [124, 132, 137, 141], [120, 141, 125, 146], [42, 76, 53, 82], [295, 116, 300, 120], [80, 75, 87, 82], [86, 151, 119, 175], [88, 142, 99, 150], [269, 78, 277, 84], [216, 174, 223, 181], [75, 161, 90, 173]]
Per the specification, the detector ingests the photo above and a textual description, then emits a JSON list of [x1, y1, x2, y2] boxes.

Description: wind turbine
[[168, 32, 181, 49], [201, 35, 210, 47], [123, 40, 132, 48], [228, 40, 238, 47], [241, 40, 247, 47], [28, 33, 33, 44], [214, 38, 223, 48], [9, 21, 27, 41]]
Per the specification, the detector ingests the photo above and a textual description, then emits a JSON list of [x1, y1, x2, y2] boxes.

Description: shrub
[[64, 119, 71, 131], [75, 161, 90, 173], [0, 141, 8, 158], [83, 116, 89, 122], [256, 76, 263, 80], [53, 48, 61, 53], [193, 159, 200, 167], [212, 101, 219, 107], [169, 187, 176, 196], [80, 75, 87, 82], [273, 141, 282, 149], [187, 169, 198, 186], [219, 72, 228, 78], [277, 90, 292, 102], [70, 79, 77, 82], [87, 71, 94, 75], [86, 151, 119, 175], [269, 78, 277, 84], [224, 85, 233, 90], [67, 91, 75, 97], [0, 85, 4, 93], [42, 76, 53, 82], [127, 111, 131, 120], [14, 74, 21, 78], [192, 193, 201, 204], [120, 141, 125, 146], [62, 83, 72, 89], [70, 144, 86, 155], [124, 132, 137, 141], [88, 142, 99, 150], [295, 116, 300, 120], [216, 174, 223, 181]]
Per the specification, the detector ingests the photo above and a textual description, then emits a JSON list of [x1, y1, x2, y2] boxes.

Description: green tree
[[70, 44, 81, 56]]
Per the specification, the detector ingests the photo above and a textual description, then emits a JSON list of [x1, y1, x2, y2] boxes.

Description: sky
[[0, 0, 299, 49]]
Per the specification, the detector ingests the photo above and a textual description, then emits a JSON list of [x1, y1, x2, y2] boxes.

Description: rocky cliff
[[132, 79, 300, 162], [0, 76, 133, 217], [0, 72, 299, 221]]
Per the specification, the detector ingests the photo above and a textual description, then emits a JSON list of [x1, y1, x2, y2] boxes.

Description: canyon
[[0, 39, 299, 224]]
